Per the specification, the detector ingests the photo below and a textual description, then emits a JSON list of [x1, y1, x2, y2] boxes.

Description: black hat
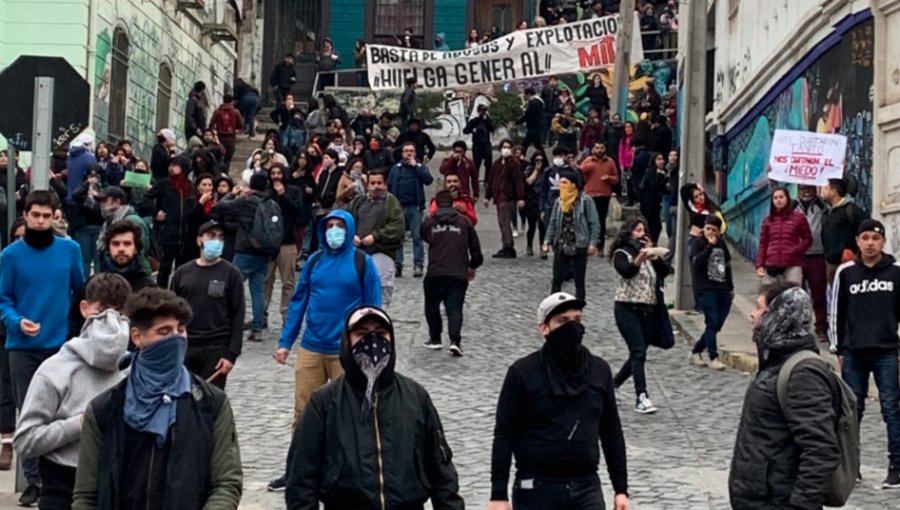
[[198, 219, 224, 236], [857, 219, 885, 237], [97, 186, 127, 202]]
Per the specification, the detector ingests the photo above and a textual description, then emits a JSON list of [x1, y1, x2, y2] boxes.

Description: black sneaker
[[539, 251, 548, 260], [247, 330, 263, 342], [413, 266, 424, 278], [525, 246, 534, 257], [449, 343, 463, 357], [395, 266, 403, 278], [492, 249, 516, 259], [267, 474, 287, 492], [423, 339, 443, 350], [18, 484, 39, 507], [882, 466, 900, 489]]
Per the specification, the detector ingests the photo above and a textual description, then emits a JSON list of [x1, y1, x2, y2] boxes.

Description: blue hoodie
[[66, 146, 96, 205], [279, 210, 382, 354]]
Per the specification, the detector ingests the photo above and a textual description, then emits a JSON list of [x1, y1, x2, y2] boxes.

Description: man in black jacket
[[464, 104, 495, 185], [399, 77, 418, 129], [285, 306, 464, 510], [184, 81, 208, 142], [822, 177, 867, 284], [830, 219, 900, 487], [394, 119, 436, 164], [270, 53, 297, 106], [517, 88, 545, 155], [730, 283, 841, 508], [212, 173, 274, 342], [420, 190, 483, 356], [489, 292, 629, 510], [541, 76, 562, 145], [264, 164, 306, 326]]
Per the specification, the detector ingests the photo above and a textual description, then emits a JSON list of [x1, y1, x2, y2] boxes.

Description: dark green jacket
[[346, 193, 406, 259], [72, 374, 242, 510]]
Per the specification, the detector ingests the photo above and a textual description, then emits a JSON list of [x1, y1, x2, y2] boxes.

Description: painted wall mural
[[720, 18, 874, 261]]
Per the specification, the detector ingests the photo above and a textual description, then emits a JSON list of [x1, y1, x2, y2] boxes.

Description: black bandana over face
[[352, 332, 393, 420], [542, 321, 591, 396]]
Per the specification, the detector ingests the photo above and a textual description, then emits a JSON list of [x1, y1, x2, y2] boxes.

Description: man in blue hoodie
[[66, 133, 96, 206], [0, 190, 84, 505], [269, 209, 381, 491], [388, 141, 434, 277]]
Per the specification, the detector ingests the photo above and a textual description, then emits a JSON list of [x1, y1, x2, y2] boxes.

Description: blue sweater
[[279, 209, 382, 354], [0, 237, 85, 350]]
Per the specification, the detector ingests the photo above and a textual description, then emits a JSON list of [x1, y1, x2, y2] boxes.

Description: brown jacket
[[580, 156, 619, 198], [486, 157, 524, 204]]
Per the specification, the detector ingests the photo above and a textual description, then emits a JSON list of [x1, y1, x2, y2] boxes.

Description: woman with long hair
[[639, 152, 669, 243], [465, 28, 480, 48], [609, 218, 671, 414], [523, 151, 548, 257], [755, 186, 812, 285]]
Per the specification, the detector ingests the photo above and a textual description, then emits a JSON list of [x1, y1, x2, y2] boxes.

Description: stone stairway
[[227, 107, 279, 181]]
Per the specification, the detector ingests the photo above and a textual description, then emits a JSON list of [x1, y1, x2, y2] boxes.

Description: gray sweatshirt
[[14, 310, 129, 467]]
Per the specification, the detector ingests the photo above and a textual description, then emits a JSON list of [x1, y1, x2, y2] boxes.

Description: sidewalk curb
[[668, 309, 759, 375]]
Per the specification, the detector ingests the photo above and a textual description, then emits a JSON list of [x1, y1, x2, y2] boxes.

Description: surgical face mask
[[202, 239, 224, 260], [500, 148, 512, 158], [553, 157, 565, 167], [326, 226, 346, 249]]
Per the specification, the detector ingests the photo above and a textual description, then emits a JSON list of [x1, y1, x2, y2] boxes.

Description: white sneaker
[[512, 230, 520, 238], [635, 393, 658, 414], [708, 358, 727, 371], [688, 353, 706, 367]]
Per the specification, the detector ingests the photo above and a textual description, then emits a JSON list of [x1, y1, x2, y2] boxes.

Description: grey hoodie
[[14, 310, 129, 467]]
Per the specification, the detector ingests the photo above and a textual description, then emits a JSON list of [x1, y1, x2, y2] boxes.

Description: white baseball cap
[[537, 292, 586, 324]]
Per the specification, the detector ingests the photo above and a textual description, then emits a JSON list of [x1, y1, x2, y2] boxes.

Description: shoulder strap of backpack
[[354, 249, 366, 292], [776, 350, 826, 412], [304, 251, 324, 299]]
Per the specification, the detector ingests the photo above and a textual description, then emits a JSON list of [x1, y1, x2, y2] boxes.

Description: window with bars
[[373, 0, 425, 45], [108, 27, 130, 145], [156, 63, 173, 131]]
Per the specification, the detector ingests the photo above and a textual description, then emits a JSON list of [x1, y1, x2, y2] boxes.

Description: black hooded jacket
[[830, 254, 900, 354], [285, 310, 464, 510], [729, 288, 840, 510]]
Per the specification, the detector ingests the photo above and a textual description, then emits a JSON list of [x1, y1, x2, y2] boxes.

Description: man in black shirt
[[489, 292, 629, 510], [170, 220, 245, 389]]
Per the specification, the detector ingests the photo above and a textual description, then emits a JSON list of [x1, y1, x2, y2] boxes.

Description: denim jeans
[[613, 302, 655, 396], [73, 224, 101, 277], [395, 206, 424, 269], [237, 94, 260, 136], [692, 289, 733, 360], [842, 350, 900, 466], [10, 349, 58, 485], [661, 194, 675, 243], [233, 252, 271, 331]]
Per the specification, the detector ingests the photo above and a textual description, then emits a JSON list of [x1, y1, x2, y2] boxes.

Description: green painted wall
[[0, 0, 89, 74], [327, 0, 365, 70], [434, 0, 467, 51]]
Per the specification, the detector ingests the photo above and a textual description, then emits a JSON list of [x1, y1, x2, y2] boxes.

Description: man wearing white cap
[[151, 128, 177, 181], [488, 292, 630, 510], [65, 133, 96, 206]]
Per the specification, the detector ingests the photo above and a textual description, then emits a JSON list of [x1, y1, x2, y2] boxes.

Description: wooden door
[[475, 0, 524, 36]]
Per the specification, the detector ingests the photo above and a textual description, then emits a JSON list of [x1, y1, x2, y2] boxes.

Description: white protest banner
[[366, 14, 644, 91], [767, 129, 848, 185]]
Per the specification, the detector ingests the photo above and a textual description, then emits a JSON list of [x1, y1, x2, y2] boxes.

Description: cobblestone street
[[228, 200, 897, 510]]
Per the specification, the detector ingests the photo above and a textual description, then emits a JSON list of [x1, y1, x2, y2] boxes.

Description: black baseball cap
[[857, 219, 885, 237], [198, 219, 225, 236], [96, 186, 126, 202]]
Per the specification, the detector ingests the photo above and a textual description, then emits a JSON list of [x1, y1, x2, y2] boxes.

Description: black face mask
[[351, 332, 394, 420], [24, 227, 54, 249], [545, 321, 585, 368]]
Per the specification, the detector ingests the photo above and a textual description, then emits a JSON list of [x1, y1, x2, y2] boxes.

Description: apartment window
[[373, 0, 425, 45], [156, 63, 173, 131], [108, 27, 130, 144]]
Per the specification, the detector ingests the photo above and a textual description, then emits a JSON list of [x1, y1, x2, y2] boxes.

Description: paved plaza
[[228, 200, 897, 510]]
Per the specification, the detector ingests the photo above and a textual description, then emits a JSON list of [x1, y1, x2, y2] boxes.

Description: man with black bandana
[[0, 190, 84, 505], [488, 292, 629, 510], [285, 306, 464, 509]]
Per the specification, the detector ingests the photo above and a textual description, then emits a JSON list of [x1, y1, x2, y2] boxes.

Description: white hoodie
[[14, 310, 129, 467]]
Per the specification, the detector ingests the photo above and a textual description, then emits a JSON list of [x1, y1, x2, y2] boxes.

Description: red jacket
[[439, 156, 479, 199], [209, 104, 244, 140], [756, 208, 813, 269], [429, 196, 477, 226]]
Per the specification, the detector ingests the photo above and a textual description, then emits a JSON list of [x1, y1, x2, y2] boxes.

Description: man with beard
[[99, 221, 155, 292], [96, 186, 151, 273], [729, 283, 845, 508], [285, 306, 464, 509], [439, 141, 479, 200], [0, 191, 84, 506], [488, 292, 629, 510], [429, 172, 477, 225]]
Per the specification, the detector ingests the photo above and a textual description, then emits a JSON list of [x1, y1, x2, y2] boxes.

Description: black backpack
[[250, 197, 284, 254]]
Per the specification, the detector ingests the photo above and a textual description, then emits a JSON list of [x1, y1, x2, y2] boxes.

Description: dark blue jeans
[[233, 253, 271, 331], [395, 206, 424, 269], [237, 94, 260, 136], [842, 350, 900, 466], [692, 289, 733, 360]]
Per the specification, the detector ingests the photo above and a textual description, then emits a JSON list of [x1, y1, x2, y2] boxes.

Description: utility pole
[[610, 0, 636, 118], [30, 77, 54, 191], [673, 0, 708, 310]]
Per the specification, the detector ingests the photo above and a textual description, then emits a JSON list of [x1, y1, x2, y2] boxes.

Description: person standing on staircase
[[270, 53, 296, 106], [209, 93, 244, 170]]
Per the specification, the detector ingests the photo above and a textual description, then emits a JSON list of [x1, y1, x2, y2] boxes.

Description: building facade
[[708, 0, 874, 261], [0, 0, 255, 158]]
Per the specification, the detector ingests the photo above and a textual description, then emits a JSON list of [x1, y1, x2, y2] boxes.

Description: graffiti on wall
[[721, 19, 874, 261]]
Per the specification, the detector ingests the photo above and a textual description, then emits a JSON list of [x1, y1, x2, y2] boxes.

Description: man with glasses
[[388, 142, 434, 278], [439, 141, 478, 200]]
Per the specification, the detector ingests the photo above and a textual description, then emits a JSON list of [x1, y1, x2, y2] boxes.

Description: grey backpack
[[776, 350, 859, 507]]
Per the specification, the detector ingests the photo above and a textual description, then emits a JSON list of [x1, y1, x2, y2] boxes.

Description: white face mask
[[553, 157, 565, 167], [500, 148, 512, 158]]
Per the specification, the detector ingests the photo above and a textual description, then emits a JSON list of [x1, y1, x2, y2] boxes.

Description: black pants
[[525, 207, 545, 249], [10, 349, 58, 485], [512, 475, 606, 510], [157, 242, 190, 288], [275, 86, 292, 106], [472, 142, 493, 184], [221, 138, 236, 169], [591, 196, 611, 249], [38, 457, 76, 510], [522, 130, 544, 155], [0, 336, 14, 433], [185, 344, 228, 389], [423, 275, 469, 344], [613, 302, 655, 397], [552, 249, 588, 300], [642, 205, 662, 244]]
